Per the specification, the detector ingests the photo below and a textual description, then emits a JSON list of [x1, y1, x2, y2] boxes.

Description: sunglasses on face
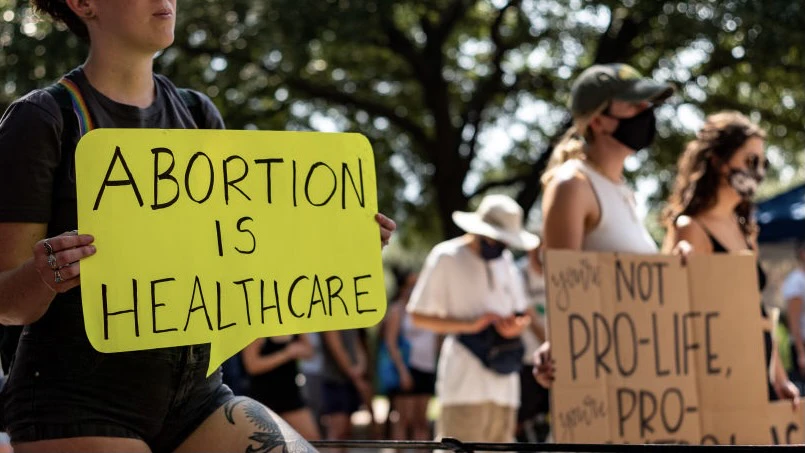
[[746, 154, 770, 174]]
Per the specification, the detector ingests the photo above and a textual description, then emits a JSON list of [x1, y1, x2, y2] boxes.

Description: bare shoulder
[[544, 169, 595, 206], [673, 215, 712, 252], [674, 215, 703, 236], [542, 168, 597, 250]]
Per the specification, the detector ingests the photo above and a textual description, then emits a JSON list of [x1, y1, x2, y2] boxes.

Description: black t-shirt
[[0, 67, 224, 369]]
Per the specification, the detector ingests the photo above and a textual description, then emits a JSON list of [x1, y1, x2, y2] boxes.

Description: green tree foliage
[[1, 0, 803, 246]]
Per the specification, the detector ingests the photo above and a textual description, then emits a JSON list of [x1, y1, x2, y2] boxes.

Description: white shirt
[[556, 159, 658, 254], [783, 268, 805, 340], [401, 312, 438, 373], [517, 256, 546, 364], [407, 236, 528, 408]]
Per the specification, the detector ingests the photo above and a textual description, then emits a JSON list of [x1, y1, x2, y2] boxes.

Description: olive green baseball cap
[[570, 63, 675, 117]]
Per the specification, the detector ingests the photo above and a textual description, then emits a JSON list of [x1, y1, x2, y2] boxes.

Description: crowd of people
[[0, 0, 803, 451]]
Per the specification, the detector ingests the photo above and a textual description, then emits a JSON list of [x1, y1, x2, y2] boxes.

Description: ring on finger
[[43, 240, 54, 255], [47, 254, 58, 270], [54, 270, 63, 284]]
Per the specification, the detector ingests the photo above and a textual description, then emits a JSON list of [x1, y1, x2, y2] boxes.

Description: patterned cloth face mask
[[728, 154, 769, 200]]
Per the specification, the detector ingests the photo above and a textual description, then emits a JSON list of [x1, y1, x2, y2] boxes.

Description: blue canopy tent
[[756, 183, 805, 243]]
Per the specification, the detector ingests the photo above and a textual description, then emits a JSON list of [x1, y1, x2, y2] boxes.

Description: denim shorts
[[0, 299, 233, 452]]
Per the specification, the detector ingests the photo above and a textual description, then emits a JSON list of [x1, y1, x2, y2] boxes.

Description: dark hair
[[663, 111, 766, 239], [390, 265, 414, 302], [31, 0, 89, 40]]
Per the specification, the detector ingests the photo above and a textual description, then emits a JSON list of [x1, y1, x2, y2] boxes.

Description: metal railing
[[310, 438, 804, 452]]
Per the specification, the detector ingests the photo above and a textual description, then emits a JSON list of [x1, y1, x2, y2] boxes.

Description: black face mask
[[606, 107, 657, 151], [480, 239, 506, 261]]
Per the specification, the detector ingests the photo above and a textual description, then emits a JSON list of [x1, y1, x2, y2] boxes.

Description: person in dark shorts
[[321, 329, 373, 449], [242, 334, 321, 440], [0, 1, 396, 451], [516, 244, 549, 443]]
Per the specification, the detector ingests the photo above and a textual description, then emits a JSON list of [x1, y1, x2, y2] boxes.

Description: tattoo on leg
[[222, 397, 317, 453]]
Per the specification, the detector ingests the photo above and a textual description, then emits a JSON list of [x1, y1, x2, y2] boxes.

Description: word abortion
[[92, 146, 368, 210]]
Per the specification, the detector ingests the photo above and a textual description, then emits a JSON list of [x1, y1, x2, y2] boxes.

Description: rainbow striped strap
[[57, 78, 95, 137]]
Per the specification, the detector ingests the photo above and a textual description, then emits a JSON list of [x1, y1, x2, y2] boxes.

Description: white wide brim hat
[[452, 194, 541, 251]]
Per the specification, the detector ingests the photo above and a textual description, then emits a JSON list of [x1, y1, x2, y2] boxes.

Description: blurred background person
[[662, 110, 799, 406], [300, 332, 327, 436], [516, 242, 550, 443], [783, 239, 805, 391], [321, 329, 374, 449], [409, 194, 538, 444], [379, 268, 438, 441], [241, 334, 321, 440]]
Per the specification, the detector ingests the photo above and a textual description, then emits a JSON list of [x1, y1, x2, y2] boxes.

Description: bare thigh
[[413, 395, 430, 421], [280, 407, 321, 441], [172, 396, 316, 453], [393, 395, 416, 422], [13, 437, 151, 453]]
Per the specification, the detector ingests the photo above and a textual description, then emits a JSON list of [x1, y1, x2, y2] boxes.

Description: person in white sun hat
[[407, 194, 539, 445]]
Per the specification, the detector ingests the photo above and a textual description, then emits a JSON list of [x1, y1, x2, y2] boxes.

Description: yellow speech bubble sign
[[75, 129, 387, 376]]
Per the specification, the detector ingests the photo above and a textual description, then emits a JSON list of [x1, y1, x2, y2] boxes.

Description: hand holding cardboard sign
[[533, 341, 554, 389], [672, 239, 694, 265], [773, 380, 801, 411]]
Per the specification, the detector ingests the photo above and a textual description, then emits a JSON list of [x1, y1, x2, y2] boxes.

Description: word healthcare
[[545, 251, 804, 446], [75, 129, 387, 376]]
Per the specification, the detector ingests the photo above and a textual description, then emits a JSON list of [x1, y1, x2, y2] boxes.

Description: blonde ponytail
[[541, 126, 587, 186]]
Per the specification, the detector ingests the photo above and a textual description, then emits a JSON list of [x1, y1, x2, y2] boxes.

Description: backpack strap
[[45, 78, 95, 138], [177, 88, 208, 129], [42, 81, 82, 156], [47, 80, 207, 132]]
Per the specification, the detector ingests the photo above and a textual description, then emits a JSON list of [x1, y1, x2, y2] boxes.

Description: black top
[[706, 233, 767, 292], [247, 336, 304, 411], [0, 67, 224, 367], [0, 67, 223, 294]]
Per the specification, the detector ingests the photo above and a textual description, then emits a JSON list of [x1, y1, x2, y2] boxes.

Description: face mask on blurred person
[[605, 107, 657, 151], [480, 238, 506, 261], [727, 155, 768, 200]]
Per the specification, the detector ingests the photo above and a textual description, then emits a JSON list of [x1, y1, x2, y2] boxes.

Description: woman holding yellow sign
[[0, 1, 395, 452]]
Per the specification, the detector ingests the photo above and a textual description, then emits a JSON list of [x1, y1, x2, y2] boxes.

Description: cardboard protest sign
[[75, 129, 386, 376], [546, 250, 804, 445]]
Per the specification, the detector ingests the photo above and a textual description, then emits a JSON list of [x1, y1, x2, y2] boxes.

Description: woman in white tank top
[[533, 63, 675, 388]]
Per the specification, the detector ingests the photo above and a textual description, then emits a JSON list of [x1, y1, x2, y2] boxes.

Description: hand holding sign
[[34, 231, 96, 293], [533, 341, 555, 388], [75, 129, 388, 376]]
